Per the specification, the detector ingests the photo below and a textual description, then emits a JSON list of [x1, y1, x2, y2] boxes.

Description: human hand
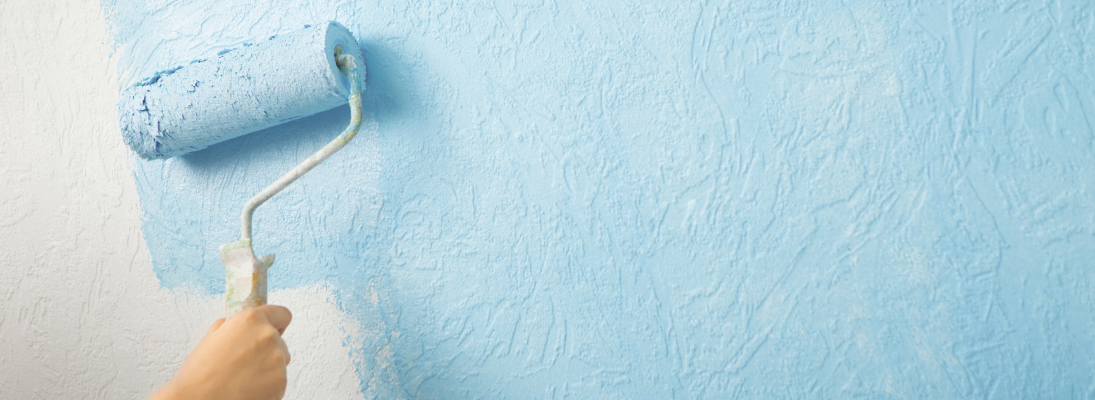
[[150, 305, 292, 400]]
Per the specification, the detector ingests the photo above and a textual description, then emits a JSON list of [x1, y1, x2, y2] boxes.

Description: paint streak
[[102, 0, 1095, 398]]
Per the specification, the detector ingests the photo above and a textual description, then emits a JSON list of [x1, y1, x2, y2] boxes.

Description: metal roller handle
[[221, 51, 364, 318]]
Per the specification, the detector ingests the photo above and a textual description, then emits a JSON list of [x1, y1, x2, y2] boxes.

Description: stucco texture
[[0, 1, 363, 399], [99, 0, 1095, 398]]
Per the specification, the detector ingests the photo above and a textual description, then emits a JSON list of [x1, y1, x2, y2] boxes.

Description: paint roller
[[117, 21, 365, 318]]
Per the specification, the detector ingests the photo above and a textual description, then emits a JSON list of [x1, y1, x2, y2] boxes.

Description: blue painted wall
[[104, 1, 1095, 397]]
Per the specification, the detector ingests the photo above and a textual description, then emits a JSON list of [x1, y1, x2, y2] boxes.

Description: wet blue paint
[[118, 22, 359, 159], [103, 1, 1095, 398]]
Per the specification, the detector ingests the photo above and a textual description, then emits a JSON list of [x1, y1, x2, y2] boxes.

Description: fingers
[[256, 305, 292, 334], [279, 336, 291, 366], [258, 306, 291, 365]]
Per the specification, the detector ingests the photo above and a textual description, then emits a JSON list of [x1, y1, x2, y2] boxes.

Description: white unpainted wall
[[0, 1, 365, 398]]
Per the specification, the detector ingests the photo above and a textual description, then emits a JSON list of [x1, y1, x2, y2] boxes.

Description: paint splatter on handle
[[220, 239, 273, 318]]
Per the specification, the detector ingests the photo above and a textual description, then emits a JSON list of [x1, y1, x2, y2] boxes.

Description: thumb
[[205, 318, 226, 336], [255, 305, 292, 335]]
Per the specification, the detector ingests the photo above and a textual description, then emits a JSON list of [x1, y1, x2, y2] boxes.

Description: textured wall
[[0, 1, 363, 399], [99, 0, 1095, 398]]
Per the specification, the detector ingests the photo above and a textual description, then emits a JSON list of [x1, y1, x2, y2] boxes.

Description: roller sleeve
[[118, 21, 363, 159]]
